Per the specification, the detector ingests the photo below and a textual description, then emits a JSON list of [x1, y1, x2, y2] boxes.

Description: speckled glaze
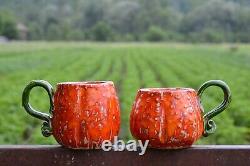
[[130, 80, 231, 149], [53, 81, 120, 149], [22, 80, 120, 149], [130, 88, 203, 149]]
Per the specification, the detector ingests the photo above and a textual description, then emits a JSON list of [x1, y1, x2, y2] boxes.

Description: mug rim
[[57, 81, 114, 86], [139, 87, 196, 92]]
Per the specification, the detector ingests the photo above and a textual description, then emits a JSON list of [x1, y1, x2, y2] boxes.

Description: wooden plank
[[0, 145, 249, 166]]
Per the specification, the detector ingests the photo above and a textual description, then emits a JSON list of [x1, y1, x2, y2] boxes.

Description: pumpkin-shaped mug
[[22, 80, 120, 149], [130, 80, 231, 149]]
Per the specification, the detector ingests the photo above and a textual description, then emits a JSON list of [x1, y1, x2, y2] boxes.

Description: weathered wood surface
[[0, 145, 249, 166]]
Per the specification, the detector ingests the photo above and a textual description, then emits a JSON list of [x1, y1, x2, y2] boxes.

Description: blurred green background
[[0, 0, 250, 145], [1, 42, 250, 145], [0, 0, 250, 42]]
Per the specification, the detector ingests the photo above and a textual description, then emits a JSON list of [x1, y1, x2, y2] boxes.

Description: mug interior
[[139, 87, 195, 93], [57, 81, 113, 86]]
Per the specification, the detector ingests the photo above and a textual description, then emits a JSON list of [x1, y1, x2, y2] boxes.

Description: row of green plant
[[0, 43, 250, 145]]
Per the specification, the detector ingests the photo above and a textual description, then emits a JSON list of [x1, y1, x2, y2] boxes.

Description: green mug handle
[[197, 80, 231, 137], [22, 80, 54, 137]]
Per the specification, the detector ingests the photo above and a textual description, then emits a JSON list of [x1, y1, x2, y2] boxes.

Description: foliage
[[0, 11, 17, 39], [90, 21, 113, 41], [145, 26, 165, 41], [0, 0, 250, 42]]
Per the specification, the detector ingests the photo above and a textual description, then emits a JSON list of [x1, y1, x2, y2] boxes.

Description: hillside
[[0, 0, 249, 42]]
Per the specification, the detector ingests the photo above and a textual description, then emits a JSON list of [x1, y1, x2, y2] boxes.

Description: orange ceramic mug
[[130, 80, 231, 149], [22, 80, 120, 149]]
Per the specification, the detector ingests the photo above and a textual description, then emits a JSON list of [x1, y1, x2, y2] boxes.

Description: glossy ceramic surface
[[130, 80, 231, 149], [22, 80, 120, 149]]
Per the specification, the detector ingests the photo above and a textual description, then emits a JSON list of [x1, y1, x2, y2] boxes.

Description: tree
[[82, 0, 108, 29], [145, 26, 165, 41], [179, 0, 241, 42], [46, 24, 62, 40], [0, 0, 250, 42], [0, 11, 18, 39], [2, 21, 17, 39], [28, 22, 43, 40], [107, 1, 141, 35], [90, 21, 113, 41]]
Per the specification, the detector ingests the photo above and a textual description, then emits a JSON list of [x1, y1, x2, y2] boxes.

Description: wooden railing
[[0, 145, 249, 166]]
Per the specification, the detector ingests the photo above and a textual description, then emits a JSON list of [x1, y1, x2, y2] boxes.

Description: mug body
[[23, 80, 230, 149], [130, 88, 204, 149], [52, 81, 120, 149]]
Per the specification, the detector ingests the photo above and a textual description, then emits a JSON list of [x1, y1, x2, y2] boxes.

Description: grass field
[[0, 42, 250, 145]]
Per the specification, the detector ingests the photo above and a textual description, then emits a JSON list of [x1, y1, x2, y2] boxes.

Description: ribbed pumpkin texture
[[52, 81, 120, 149], [130, 88, 204, 149]]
